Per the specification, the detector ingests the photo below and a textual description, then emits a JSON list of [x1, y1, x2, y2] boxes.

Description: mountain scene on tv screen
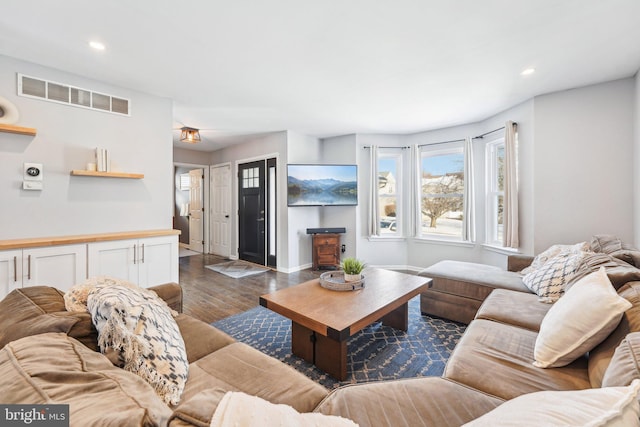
[[288, 175, 357, 205]]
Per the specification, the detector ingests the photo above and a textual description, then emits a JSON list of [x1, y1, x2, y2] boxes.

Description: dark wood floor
[[179, 254, 322, 324]]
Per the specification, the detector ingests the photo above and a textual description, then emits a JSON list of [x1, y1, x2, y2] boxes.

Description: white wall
[[285, 131, 323, 271], [0, 55, 173, 239], [533, 78, 635, 252], [320, 134, 358, 260], [635, 71, 640, 247], [174, 147, 210, 165]]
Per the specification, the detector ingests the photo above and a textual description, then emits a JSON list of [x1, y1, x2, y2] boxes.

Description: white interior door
[[211, 164, 231, 257], [189, 169, 204, 253]]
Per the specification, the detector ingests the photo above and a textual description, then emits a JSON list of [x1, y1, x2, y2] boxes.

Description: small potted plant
[[341, 257, 365, 282]]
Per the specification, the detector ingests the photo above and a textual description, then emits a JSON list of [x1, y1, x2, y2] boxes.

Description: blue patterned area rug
[[213, 296, 465, 389]]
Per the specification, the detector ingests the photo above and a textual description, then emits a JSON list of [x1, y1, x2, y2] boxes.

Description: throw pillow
[[521, 241, 589, 274], [533, 267, 632, 368], [602, 333, 640, 387], [64, 276, 139, 313], [522, 252, 584, 303], [87, 284, 188, 405], [211, 391, 359, 427], [463, 379, 640, 427]]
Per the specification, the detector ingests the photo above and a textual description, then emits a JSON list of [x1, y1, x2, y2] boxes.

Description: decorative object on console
[[180, 126, 201, 143], [0, 95, 19, 124]]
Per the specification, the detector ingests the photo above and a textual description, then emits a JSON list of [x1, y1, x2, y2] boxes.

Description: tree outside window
[[420, 148, 465, 239]]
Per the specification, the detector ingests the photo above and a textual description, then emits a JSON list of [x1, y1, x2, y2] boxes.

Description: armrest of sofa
[[149, 282, 183, 313], [507, 255, 534, 272]]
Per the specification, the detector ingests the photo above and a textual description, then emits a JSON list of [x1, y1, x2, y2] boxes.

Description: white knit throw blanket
[[210, 392, 358, 427]]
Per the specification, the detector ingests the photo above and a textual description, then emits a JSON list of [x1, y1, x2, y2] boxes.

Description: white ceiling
[[1, 0, 640, 152]]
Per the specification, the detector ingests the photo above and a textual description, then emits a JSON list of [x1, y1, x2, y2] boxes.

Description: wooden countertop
[[0, 229, 181, 250]]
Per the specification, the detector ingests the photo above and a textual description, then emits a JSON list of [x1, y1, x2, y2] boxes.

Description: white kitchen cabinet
[[0, 244, 87, 298], [0, 249, 22, 298], [88, 235, 178, 287]]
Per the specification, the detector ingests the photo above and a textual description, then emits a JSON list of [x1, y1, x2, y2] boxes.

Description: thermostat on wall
[[23, 162, 43, 191]]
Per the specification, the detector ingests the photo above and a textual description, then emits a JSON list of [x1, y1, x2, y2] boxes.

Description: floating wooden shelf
[[70, 170, 144, 179], [0, 123, 37, 136]]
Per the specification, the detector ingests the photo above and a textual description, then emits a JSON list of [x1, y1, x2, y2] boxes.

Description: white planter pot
[[344, 273, 362, 282]]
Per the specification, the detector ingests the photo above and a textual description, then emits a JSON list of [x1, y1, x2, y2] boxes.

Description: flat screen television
[[287, 164, 358, 206]]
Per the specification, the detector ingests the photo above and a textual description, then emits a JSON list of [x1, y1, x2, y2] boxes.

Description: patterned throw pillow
[[521, 242, 589, 275], [522, 252, 584, 303], [87, 284, 188, 405]]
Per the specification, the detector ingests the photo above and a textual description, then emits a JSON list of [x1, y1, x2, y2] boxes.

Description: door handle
[[141, 244, 145, 264], [225, 215, 230, 218], [27, 255, 31, 280], [13, 256, 17, 282], [133, 245, 137, 264]]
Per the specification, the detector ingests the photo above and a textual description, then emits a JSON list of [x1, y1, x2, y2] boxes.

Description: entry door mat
[[213, 296, 465, 389], [205, 261, 270, 278]]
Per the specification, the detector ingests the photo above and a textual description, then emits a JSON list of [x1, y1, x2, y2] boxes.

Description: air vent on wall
[[17, 74, 130, 116]]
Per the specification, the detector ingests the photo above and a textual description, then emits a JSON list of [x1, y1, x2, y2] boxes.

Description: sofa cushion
[[174, 314, 235, 363], [183, 342, 328, 414], [444, 319, 591, 400], [88, 284, 189, 405], [0, 286, 97, 350], [315, 377, 503, 427], [464, 379, 640, 427], [169, 388, 227, 427], [534, 267, 631, 368], [589, 282, 640, 387], [522, 252, 584, 302], [474, 289, 551, 332], [0, 332, 171, 426], [420, 260, 529, 299], [602, 333, 640, 387]]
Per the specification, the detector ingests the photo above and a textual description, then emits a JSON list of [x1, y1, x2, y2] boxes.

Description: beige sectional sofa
[[0, 284, 328, 426], [316, 273, 640, 426], [3, 251, 640, 426]]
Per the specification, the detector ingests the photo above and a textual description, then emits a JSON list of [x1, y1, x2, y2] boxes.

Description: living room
[[2, 2, 640, 425]]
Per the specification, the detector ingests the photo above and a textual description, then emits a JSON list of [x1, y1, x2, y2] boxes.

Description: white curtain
[[411, 145, 421, 237], [462, 137, 475, 242], [503, 121, 519, 248], [367, 145, 380, 237]]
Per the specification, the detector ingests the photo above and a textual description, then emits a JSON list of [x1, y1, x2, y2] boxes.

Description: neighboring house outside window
[[485, 138, 505, 246], [378, 150, 402, 236], [419, 143, 465, 240]]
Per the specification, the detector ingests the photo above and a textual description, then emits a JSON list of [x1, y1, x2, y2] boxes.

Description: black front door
[[238, 161, 265, 265]]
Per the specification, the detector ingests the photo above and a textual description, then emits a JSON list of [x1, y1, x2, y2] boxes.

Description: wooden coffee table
[[259, 268, 430, 380]]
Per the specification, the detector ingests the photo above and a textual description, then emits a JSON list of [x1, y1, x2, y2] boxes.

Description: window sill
[[367, 236, 406, 242], [482, 244, 521, 255], [412, 237, 475, 248]]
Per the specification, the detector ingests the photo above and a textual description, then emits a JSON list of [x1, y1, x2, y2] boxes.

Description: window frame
[[376, 149, 403, 238], [418, 143, 466, 241], [485, 138, 505, 246]]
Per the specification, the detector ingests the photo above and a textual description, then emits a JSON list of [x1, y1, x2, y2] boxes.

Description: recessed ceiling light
[[521, 68, 536, 76], [89, 41, 106, 51]]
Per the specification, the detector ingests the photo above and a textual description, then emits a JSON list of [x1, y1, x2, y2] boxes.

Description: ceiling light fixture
[[180, 127, 201, 143], [521, 68, 536, 76], [89, 41, 106, 51]]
